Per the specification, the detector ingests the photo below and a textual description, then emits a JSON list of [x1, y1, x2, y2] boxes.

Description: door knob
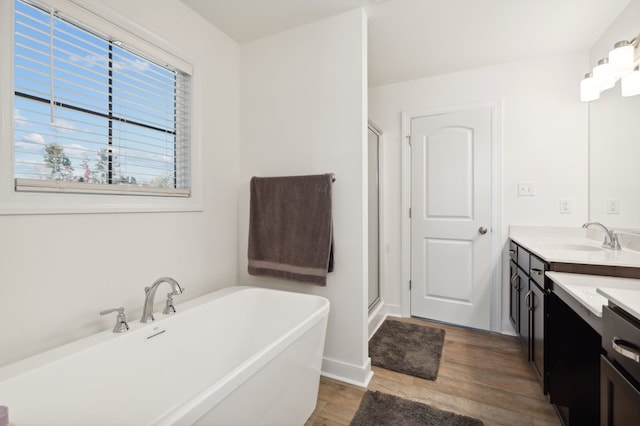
[[478, 226, 488, 235]]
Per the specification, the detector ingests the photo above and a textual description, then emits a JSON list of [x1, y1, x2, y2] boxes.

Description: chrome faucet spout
[[140, 277, 183, 323], [582, 222, 621, 250]]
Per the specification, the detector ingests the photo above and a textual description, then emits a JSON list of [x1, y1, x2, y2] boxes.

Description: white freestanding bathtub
[[0, 286, 329, 425]]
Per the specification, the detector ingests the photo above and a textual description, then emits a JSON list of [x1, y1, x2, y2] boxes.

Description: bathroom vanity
[[509, 226, 640, 426], [508, 241, 548, 392]]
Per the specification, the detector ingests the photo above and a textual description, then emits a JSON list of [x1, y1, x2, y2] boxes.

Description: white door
[[410, 108, 492, 330]]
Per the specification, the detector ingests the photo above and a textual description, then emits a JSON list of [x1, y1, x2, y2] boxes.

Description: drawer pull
[[510, 273, 520, 290], [530, 268, 543, 276], [525, 290, 532, 309], [612, 337, 640, 363]]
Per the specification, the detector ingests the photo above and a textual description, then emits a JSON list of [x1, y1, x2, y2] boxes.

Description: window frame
[[0, 0, 203, 215]]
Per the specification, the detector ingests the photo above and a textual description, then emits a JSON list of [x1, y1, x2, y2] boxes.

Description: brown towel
[[248, 174, 334, 285]]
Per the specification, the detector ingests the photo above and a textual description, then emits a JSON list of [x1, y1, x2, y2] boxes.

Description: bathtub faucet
[[141, 277, 184, 323]]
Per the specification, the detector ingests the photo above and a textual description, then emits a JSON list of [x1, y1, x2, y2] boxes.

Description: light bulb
[[608, 40, 635, 78], [621, 66, 640, 97], [593, 58, 616, 91], [580, 72, 600, 102]]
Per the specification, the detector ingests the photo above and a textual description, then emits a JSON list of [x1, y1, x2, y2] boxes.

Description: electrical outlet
[[517, 181, 536, 196], [559, 199, 572, 214], [606, 199, 620, 214]]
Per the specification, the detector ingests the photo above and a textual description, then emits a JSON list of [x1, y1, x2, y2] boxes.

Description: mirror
[[589, 86, 640, 231], [588, 0, 640, 232]]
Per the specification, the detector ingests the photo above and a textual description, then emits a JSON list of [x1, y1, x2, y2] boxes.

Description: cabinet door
[[601, 355, 640, 426], [517, 267, 530, 355], [509, 260, 520, 333], [530, 281, 546, 393]]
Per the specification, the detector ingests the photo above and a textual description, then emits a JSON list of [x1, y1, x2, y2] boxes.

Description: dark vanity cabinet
[[529, 277, 545, 385], [509, 242, 520, 333], [517, 266, 530, 351], [510, 238, 640, 425], [601, 304, 640, 425], [509, 240, 549, 394], [601, 357, 640, 425], [509, 260, 519, 331], [548, 292, 601, 425]]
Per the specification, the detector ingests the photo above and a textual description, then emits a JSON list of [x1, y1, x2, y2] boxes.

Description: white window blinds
[[13, 0, 191, 197]]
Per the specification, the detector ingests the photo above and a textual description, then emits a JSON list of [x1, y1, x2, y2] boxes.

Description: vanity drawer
[[603, 305, 640, 384], [530, 255, 546, 288], [517, 246, 530, 272], [509, 241, 518, 262]]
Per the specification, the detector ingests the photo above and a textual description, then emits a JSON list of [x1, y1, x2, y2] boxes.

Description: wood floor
[[305, 317, 561, 426]]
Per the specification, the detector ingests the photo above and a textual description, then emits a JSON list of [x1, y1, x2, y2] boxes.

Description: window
[[13, 0, 191, 197]]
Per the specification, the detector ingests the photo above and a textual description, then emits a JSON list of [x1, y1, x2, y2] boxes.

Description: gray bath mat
[[369, 319, 445, 380], [350, 391, 483, 426]]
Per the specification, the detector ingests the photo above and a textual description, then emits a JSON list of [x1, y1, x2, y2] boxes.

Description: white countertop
[[546, 272, 640, 318], [510, 226, 640, 268], [597, 287, 640, 321]]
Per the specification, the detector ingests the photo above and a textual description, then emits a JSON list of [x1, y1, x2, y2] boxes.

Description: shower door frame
[[368, 121, 383, 313]]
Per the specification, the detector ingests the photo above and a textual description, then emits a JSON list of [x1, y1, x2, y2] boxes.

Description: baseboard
[[382, 303, 402, 317], [368, 302, 385, 339], [501, 319, 516, 336], [321, 356, 373, 388]]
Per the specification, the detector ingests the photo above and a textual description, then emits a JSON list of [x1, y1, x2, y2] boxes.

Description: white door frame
[[401, 100, 503, 331]]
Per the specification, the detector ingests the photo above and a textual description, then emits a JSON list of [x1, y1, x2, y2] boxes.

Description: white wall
[[238, 10, 371, 385], [589, 0, 640, 64], [0, 0, 240, 367], [369, 54, 589, 331]]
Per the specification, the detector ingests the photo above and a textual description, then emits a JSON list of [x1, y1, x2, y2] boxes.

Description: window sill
[[0, 186, 203, 215], [15, 178, 191, 198]]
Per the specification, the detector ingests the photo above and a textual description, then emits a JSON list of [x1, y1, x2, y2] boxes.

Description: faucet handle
[[100, 307, 129, 333], [100, 307, 124, 316], [610, 232, 622, 250], [162, 287, 184, 315], [163, 293, 176, 315]]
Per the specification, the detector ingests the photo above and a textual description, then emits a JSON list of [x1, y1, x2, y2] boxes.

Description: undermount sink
[[537, 242, 603, 252]]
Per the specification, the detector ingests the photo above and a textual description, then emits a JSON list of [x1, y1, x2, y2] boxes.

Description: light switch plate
[[517, 181, 536, 196]]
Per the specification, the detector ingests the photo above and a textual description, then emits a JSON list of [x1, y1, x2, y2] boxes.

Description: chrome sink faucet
[[582, 222, 621, 250], [141, 277, 184, 323]]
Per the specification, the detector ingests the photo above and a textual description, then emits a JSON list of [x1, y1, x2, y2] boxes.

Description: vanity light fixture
[[622, 65, 640, 97], [609, 40, 635, 77], [580, 36, 640, 102], [580, 72, 600, 102], [592, 58, 616, 90]]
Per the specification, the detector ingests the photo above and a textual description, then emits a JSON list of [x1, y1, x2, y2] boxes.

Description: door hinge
[[409, 207, 411, 218], [409, 280, 412, 290]]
